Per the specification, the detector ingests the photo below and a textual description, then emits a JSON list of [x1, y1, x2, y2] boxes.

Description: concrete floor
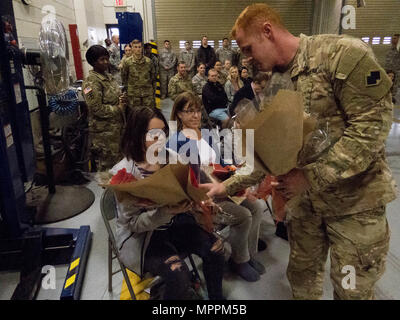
[[1, 95, 400, 300]]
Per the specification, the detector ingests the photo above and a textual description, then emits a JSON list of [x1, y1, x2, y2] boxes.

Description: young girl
[[111, 107, 225, 300], [167, 92, 267, 282]]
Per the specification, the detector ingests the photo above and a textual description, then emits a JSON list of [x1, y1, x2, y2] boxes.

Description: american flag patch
[[84, 87, 92, 95]]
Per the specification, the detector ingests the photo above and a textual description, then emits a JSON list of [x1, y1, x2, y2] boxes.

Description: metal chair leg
[[108, 238, 112, 292], [120, 264, 137, 300], [188, 254, 201, 283]]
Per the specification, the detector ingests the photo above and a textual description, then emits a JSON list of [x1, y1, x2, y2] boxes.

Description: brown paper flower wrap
[[100, 163, 216, 232], [237, 90, 317, 219]]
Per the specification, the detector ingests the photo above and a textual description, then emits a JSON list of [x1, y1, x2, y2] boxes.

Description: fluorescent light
[[372, 37, 381, 45]]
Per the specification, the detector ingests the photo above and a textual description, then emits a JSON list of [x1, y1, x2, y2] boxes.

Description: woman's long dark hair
[[121, 107, 169, 163]]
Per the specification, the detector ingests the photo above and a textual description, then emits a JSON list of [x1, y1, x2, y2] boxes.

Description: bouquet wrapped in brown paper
[[238, 89, 317, 176], [234, 89, 319, 219], [101, 163, 217, 232], [102, 163, 208, 205]]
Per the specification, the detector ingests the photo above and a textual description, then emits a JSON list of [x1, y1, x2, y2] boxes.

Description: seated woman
[[224, 66, 244, 108], [167, 92, 267, 282], [111, 107, 225, 300]]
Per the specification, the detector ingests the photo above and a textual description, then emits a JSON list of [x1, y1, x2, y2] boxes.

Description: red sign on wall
[[115, 0, 125, 7]]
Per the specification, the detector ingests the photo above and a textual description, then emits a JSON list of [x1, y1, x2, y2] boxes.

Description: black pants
[[143, 214, 224, 300]]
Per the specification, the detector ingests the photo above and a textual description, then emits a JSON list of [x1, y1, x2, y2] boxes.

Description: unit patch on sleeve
[[366, 70, 381, 87]]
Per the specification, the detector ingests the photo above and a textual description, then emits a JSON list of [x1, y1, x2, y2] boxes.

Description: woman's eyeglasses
[[146, 126, 169, 141], [181, 108, 202, 116]]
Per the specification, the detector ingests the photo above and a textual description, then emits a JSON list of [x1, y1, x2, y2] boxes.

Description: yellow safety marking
[[64, 274, 76, 289], [69, 258, 80, 272]]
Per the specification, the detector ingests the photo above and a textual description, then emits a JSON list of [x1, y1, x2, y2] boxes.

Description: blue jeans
[[209, 108, 229, 121]]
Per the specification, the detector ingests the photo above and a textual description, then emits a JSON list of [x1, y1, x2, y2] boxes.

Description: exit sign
[[115, 0, 126, 7]]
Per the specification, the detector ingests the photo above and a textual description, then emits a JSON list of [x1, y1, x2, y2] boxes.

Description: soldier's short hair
[[231, 3, 285, 39], [253, 72, 270, 84], [121, 107, 169, 163], [164, 40, 170, 43], [223, 37, 229, 42], [197, 62, 206, 69], [177, 61, 186, 67], [131, 39, 142, 46], [86, 45, 109, 67], [208, 68, 218, 75]]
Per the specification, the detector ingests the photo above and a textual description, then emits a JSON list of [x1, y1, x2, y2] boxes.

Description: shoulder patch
[[366, 70, 381, 87], [84, 87, 93, 95]]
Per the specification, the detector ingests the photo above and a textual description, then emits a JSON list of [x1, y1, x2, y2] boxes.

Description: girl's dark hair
[[170, 92, 202, 131], [86, 45, 109, 67], [121, 107, 169, 163]]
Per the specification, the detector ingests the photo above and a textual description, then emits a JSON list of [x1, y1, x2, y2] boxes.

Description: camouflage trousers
[[127, 95, 155, 109], [287, 205, 390, 300], [160, 69, 175, 98], [90, 133, 123, 172]]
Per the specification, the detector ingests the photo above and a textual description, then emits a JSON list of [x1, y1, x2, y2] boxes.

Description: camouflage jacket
[[192, 73, 208, 96], [385, 47, 400, 72], [216, 47, 236, 64], [179, 49, 196, 71], [159, 48, 177, 70], [82, 70, 124, 137], [121, 55, 156, 97], [108, 43, 121, 73], [224, 34, 397, 216], [168, 73, 194, 101]]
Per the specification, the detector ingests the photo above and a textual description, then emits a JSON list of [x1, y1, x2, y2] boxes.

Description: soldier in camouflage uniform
[[82, 45, 126, 172], [108, 35, 122, 85], [385, 34, 400, 96], [121, 40, 156, 112], [168, 61, 194, 101], [202, 3, 398, 300], [192, 63, 208, 98], [216, 37, 236, 64], [179, 41, 196, 78], [159, 40, 177, 99]]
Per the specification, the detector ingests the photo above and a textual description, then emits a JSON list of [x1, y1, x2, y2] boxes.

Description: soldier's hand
[[276, 168, 310, 200], [119, 93, 128, 110], [198, 181, 227, 199]]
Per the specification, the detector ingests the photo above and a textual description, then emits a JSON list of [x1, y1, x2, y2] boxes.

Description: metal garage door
[[154, 0, 314, 51], [341, 0, 400, 66]]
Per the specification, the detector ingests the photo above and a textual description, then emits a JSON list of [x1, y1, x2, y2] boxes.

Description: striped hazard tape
[[150, 41, 161, 109], [64, 258, 80, 289]]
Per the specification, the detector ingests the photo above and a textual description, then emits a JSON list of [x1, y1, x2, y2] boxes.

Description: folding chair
[[100, 188, 137, 299], [100, 188, 203, 300]]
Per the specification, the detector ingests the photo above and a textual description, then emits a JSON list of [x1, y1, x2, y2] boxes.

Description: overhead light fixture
[[357, 0, 366, 7]]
